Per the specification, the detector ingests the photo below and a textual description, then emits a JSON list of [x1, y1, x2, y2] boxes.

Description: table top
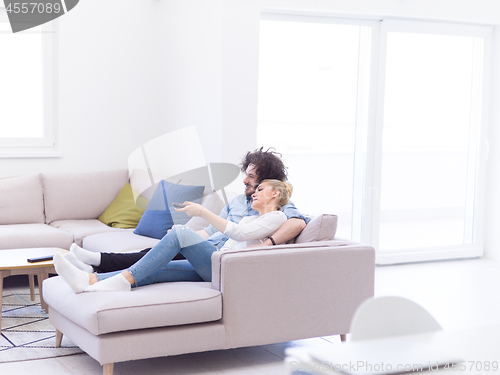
[[286, 324, 500, 374], [0, 247, 68, 271]]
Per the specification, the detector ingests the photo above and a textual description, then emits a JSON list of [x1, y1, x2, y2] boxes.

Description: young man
[[70, 147, 308, 273], [200, 147, 308, 249]]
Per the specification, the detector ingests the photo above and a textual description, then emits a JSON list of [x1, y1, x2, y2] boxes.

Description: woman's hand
[[177, 201, 229, 233], [175, 201, 204, 217]]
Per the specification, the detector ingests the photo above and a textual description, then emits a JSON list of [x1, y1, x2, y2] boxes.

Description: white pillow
[[294, 214, 338, 244]]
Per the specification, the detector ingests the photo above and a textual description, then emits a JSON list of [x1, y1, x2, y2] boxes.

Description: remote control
[[172, 203, 185, 209], [27, 255, 54, 263]]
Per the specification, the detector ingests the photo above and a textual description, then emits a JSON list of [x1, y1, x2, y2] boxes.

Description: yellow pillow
[[99, 183, 145, 228]]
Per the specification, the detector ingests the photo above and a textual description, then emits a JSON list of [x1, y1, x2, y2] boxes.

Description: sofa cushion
[[98, 183, 145, 229], [0, 174, 45, 225], [83, 231, 160, 253], [294, 214, 338, 244], [0, 223, 74, 250], [50, 219, 127, 247], [43, 277, 222, 335], [42, 170, 129, 224]]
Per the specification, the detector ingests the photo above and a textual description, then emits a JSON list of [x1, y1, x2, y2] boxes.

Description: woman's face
[[251, 181, 277, 213]]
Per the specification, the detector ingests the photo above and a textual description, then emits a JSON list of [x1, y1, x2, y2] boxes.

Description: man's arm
[[259, 217, 306, 246]]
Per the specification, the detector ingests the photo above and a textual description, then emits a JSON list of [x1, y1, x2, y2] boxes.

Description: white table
[[285, 324, 500, 374], [0, 247, 68, 333]]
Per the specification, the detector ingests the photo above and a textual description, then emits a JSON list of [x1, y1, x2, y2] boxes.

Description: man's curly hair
[[240, 147, 288, 183]]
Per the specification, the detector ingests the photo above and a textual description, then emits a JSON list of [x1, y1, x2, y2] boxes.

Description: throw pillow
[[98, 183, 145, 229], [134, 180, 204, 239], [294, 214, 338, 244]]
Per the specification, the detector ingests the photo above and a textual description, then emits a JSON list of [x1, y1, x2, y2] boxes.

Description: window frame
[[258, 12, 492, 264], [372, 20, 491, 264], [0, 8, 59, 157]]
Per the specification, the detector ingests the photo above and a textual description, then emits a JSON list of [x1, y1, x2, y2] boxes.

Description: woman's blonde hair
[[261, 179, 293, 209]]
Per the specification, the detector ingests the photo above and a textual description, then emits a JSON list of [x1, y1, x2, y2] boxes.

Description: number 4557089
[[444, 361, 498, 372], [6, 2, 62, 14]]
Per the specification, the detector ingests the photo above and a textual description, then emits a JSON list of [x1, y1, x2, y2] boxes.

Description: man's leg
[[94, 249, 151, 273], [89, 248, 186, 273]]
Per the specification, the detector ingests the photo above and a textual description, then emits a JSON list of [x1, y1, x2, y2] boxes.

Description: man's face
[[243, 163, 259, 197]]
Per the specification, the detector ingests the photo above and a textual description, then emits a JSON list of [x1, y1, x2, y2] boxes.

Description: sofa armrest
[[211, 239, 359, 290], [211, 241, 375, 348]]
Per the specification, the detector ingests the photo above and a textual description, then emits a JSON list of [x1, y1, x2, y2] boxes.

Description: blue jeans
[[96, 225, 216, 288]]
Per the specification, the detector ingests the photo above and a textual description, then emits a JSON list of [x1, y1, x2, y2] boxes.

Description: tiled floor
[[1, 258, 499, 374]]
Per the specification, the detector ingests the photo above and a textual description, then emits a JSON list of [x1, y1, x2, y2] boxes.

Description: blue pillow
[[134, 180, 204, 239]]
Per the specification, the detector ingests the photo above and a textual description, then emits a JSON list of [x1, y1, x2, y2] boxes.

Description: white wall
[[5, 0, 496, 175], [1, 0, 259, 178], [2, 0, 164, 177], [2, 0, 500, 259], [156, 0, 224, 164]]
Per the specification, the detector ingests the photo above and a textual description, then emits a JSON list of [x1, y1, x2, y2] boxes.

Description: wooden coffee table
[[0, 247, 68, 333]]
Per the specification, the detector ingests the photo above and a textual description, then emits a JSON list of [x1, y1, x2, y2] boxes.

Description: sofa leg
[[103, 363, 114, 375], [55, 330, 63, 347], [340, 334, 347, 342]]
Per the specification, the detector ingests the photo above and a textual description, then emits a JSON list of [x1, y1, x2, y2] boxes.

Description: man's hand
[[261, 218, 306, 246], [244, 218, 306, 249]]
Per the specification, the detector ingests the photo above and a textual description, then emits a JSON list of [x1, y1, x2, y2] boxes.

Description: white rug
[[0, 288, 83, 363]]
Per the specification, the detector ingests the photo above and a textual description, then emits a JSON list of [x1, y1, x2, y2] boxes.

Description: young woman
[[54, 179, 293, 293]]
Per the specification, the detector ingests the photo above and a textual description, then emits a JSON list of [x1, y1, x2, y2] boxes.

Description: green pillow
[[99, 183, 145, 228]]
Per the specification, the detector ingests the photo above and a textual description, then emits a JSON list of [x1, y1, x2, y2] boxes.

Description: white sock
[[84, 274, 131, 293], [53, 253, 90, 294], [70, 243, 101, 266], [65, 253, 94, 273]]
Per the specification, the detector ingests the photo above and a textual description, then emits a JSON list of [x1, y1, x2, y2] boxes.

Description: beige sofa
[[43, 239, 375, 375], [0, 169, 173, 252], [1, 169, 375, 375]]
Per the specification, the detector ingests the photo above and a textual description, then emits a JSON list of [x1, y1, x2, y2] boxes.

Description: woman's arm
[[224, 211, 286, 242], [177, 202, 229, 233]]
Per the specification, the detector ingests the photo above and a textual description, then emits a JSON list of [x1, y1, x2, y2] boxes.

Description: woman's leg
[[130, 237, 217, 286], [126, 225, 215, 285], [56, 225, 215, 293], [125, 260, 203, 286], [178, 235, 218, 282]]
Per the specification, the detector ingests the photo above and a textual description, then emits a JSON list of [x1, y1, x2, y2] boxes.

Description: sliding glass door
[[257, 15, 490, 264], [377, 22, 486, 259]]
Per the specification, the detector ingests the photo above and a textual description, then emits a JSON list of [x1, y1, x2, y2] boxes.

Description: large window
[[258, 17, 371, 240], [257, 15, 490, 264], [0, 7, 57, 154]]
